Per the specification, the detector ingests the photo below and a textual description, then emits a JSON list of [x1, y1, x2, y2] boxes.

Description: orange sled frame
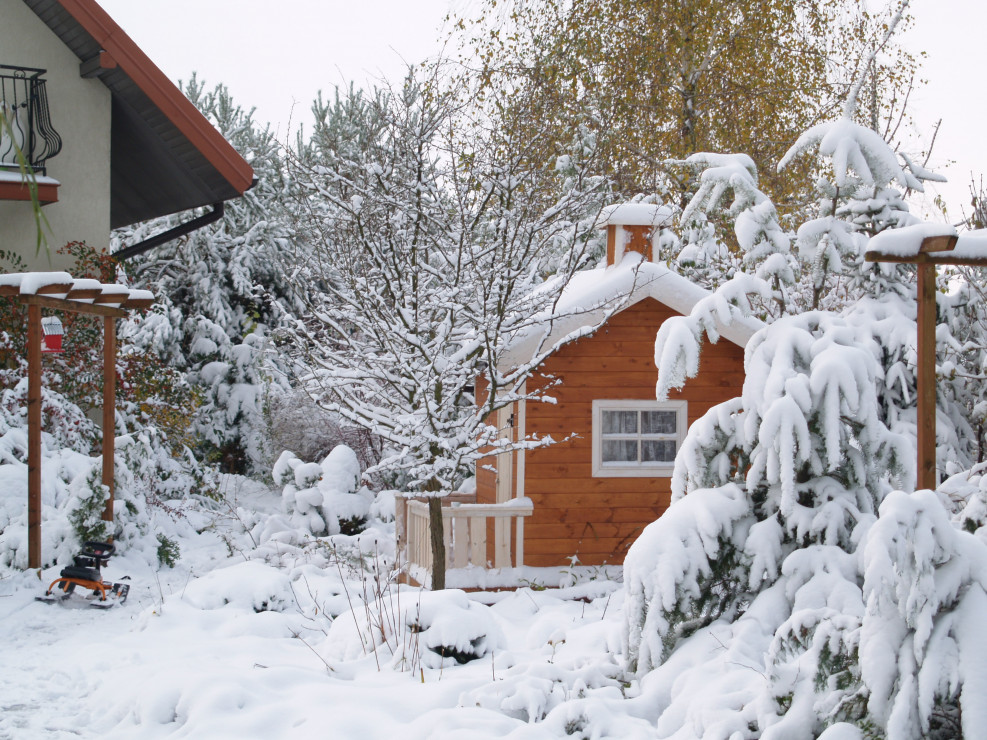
[[40, 541, 130, 608]]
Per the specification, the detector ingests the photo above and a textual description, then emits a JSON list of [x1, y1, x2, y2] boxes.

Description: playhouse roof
[[502, 253, 761, 369], [23, 0, 254, 228]]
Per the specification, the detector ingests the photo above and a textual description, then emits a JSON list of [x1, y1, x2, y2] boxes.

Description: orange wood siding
[[519, 297, 745, 567]]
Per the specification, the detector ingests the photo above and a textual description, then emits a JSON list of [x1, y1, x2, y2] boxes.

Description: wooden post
[[864, 232, 987, 491], [102, 315, 116, 521], [916, 262, 937, 490], [27, 303, 42, 569]]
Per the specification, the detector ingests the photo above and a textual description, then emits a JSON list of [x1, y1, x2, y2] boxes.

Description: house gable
[[522, 297, 745, 566], [23, 0, 254, 228]]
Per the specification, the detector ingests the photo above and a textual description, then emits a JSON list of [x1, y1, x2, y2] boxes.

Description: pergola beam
[[21, 293, 127, 318]]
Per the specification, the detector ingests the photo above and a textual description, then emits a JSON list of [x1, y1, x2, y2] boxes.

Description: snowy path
[[0, 576, 132, 738]]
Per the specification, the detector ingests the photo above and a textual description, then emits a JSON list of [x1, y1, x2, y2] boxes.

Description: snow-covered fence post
[[864, 227, 987, 489]]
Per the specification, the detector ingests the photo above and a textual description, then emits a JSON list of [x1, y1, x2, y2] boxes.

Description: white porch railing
[[401, 497, 533, 576]]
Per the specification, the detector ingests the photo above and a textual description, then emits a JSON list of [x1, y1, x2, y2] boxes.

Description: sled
[[36, 541, 130, 609]]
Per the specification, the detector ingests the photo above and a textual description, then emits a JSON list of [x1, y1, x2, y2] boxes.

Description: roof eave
[[54, 0, 253, 195]]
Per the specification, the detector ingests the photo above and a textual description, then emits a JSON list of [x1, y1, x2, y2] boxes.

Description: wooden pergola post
[[102, 315, 116, 521], [865, 233, 987, 490], [915, 260, 937, 490], [1, 275, 152, 570], [27, 303, 42, 570]]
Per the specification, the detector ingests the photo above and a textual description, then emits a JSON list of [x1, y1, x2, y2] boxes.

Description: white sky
[[96, 0, 984, 223]]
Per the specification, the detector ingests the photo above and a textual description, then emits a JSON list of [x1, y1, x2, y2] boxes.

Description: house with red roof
[[1, 0, 253, 269]]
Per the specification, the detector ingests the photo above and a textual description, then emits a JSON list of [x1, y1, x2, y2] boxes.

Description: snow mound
[[182, 560, 297, 613]]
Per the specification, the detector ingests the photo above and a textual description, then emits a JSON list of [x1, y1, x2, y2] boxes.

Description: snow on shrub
[[0, 415, 212, 570], [274, 445, 373, 538], [182, 560, 297, 613], [369, 489, 396, 523], [623, 483, 752, 670], [628, 310, 910, 674], [0, 435, 88, 569], [620, 299, 987, 736], [325, 589, 505, 669], [859, 489, 987, 739]]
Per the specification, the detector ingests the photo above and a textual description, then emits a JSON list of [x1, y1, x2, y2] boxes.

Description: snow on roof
[[597, 203, 676, 228], [0, 271, 73, 294], [867, 223, 987, 260], [0, 272, 154, 307], [502, 253, 760, 369]]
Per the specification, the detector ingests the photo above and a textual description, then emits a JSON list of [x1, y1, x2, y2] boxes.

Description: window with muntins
[[592, 399, 687, 477]]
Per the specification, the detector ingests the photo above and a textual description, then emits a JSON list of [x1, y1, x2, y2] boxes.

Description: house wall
[[0, 0, 112, 272], [478, 297, 745, 567]]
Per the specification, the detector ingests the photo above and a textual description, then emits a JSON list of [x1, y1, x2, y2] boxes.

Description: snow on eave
[[0, 171, 60, 186], [501, 254, 760, 370]]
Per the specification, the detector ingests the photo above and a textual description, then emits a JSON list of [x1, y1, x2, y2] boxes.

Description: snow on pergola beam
[[0, 272, 155, 570], [865, 225, 987, 491]]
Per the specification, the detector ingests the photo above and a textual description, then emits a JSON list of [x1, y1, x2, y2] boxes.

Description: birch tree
[[451, 0, 919, 209]]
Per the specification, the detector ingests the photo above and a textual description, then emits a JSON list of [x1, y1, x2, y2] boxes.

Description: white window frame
[[591, 399, 687, 478]]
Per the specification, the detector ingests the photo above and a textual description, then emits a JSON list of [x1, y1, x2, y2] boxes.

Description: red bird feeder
[[40, 316, 63, 353]]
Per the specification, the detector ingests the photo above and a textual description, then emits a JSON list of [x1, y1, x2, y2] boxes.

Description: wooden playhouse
[[399, 204, 756, 582]]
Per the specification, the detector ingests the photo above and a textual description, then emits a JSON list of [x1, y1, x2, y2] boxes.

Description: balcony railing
[[1, 65, 62, 176]]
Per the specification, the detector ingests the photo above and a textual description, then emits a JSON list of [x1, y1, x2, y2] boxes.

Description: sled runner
[[37, 541, 130, 608]]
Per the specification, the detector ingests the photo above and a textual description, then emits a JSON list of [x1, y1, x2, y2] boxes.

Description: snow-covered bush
[[273, 445, 373, 537], [325, 588, 505, 669], [628, 308, 912, 670], [859, 489, 987, 739], [625, 295, 987, 737], [0, 431, 94, 568], [182, 560, 297, 613]]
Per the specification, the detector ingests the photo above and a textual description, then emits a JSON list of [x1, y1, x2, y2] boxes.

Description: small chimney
[[598, 203, 675, 267]]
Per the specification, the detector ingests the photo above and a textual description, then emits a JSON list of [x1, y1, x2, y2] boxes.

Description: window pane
[[602, 410, 638, 435], [642, 410, 677, 435], [642, 439, 676, 462], [602, 439, 638, 462]]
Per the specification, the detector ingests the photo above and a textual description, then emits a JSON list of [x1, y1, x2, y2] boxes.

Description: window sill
[[592, 465, 675, 478], [0, 171, 60, 204]]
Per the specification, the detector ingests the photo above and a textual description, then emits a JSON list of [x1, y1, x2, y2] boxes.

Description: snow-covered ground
[[0, 479, 645, 740]]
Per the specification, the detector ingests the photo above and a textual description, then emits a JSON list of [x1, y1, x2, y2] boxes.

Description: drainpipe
[[112, 201, 225, 262]]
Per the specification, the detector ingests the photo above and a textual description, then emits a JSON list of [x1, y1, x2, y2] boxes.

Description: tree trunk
[[428, 496, 446, 590]]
